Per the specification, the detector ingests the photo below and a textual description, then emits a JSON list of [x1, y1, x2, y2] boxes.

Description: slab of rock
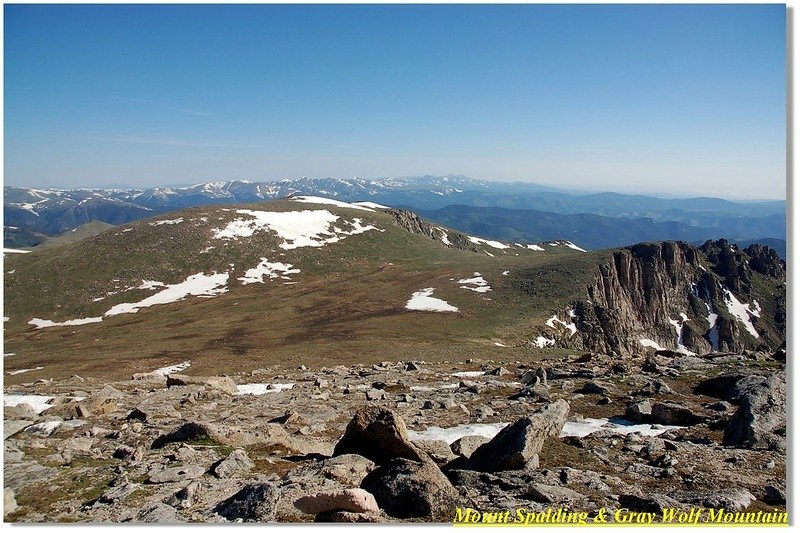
[[295, 488, 379, 515], [361, 458, 459, 520], [650, 402, 706, 426], [723, 372, 786, 450], [213, 483, 281, 522], [212, 449, 254, 479], [413, 440, 457, 464], [137, 503, 182, 523], [764, 485, 786, 505], [4, 489, 17, 517], [148, 465, 206, 484], [167, 374, 237, 395], [4, 420, 32, 440], [315, 510, 384, 523], [467, 399, 569, 471], [333, 406, 426, 464], [525, 484, 588, 506], [4, 404, 38, 421], [619, 493, 682, 513]]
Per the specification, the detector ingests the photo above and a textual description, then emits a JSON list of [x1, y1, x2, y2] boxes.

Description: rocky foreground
[[3, 348, 786, 523]]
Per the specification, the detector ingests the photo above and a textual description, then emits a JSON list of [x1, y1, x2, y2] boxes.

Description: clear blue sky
[[4, 4, 786, 199]]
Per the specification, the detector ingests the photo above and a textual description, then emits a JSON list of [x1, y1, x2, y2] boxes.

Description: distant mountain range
[[4, 175, 786, 255]]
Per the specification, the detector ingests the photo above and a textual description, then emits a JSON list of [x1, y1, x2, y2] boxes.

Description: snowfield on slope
[[723, 289, 760, 339], [239, 260, 300, 285], [29, 273, 230, 328], [405, 288, 459, 313], [212, 209, 380, 249], [290, 196, 374, 212]]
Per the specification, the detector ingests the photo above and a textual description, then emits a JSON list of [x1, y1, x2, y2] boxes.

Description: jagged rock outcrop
[[556, 240, 785, 355], [388, 209, 478, 252]]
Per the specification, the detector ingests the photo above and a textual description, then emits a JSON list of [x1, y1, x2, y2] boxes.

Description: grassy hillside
[[4, 198, 601, 381]]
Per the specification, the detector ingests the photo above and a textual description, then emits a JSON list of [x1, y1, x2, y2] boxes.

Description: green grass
[[4, 200, 600, 380]]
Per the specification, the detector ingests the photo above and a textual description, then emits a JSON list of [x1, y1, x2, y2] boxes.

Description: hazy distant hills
[[3, 175, 786, 253], [415, 205, 787, 259]]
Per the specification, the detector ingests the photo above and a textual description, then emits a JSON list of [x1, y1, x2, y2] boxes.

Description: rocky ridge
[[3, 347, 785, 523]]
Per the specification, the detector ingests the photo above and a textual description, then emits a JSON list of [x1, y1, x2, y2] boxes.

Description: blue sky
[[4, 4, 786, 199]]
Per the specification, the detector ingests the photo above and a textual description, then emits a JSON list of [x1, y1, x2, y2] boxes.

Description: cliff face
[[388, 209, 479, 252], [544, 240, 785, 355]]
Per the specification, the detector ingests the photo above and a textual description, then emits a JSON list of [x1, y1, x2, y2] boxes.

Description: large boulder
[[333, 406, 426, 464], [213, 483, 281, 522], [723, 372, 786, 450], [360, 458, 459, 521], [467, 399, 569, 472]]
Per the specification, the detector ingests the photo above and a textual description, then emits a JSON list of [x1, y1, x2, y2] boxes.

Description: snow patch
[[408, 417, 683, 445], [149, 218, 184, 226], [458, 273, 492, 293], [526, 244, 545, 251], [4, 394, 54, 414], [3, 248, 30, 254], [405, 288, 459, 313], [152, 361, 192, 376], [353, 201, 390, 209], [235, 383, 295, 395], [639, 338, 665, 350], [239, 259, 300, 285], [105, 272, 229, 316], [290, 196, 374, 212], [723, 289, 760, 338], [28, 316, 104, 329], [7, 367, 44, 375], [213, 209, 379, 249], [535, 336, 555, 348], [468, 236, 509, 249], [545, 312, 578, 337], [451, 371, 485, 378]]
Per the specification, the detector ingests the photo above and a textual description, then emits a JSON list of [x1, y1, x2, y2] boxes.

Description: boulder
[[213, 483, 281, 522], [618, 494, 683, 513], [295, 488, 379, 515], [4, 404, 38, 421], [212, 449, 254, 479], [413, 440, 457, 464], [333, 406, 426, 464], [167, 481, 203, 510], [723, 372, 786, 450], [467, 399, 569, 471], [451, 435, 489, 458], [626, 399, 652, 423], [361, 458, 459, 520]]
